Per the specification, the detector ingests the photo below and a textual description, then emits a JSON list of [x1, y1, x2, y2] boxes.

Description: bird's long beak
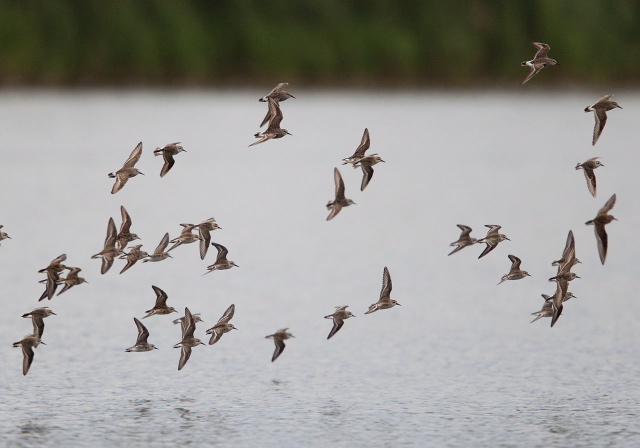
[[139, 172, 145, 175], [396, 303, 402, 306], [51, 312, 57, 315], [154, 347, 159, 350]]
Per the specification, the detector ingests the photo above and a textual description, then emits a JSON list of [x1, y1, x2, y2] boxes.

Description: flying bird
[[108, 142, 144, 194], [154, 142, 186, 177], [520, 42, 558, 86], [584, 95, 622, 145], [326, 168, 355, 221], [585, 193, 617, 264], [575, 157, 604, 197]]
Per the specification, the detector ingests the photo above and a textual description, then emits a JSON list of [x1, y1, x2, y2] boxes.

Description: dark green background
[[1, 0, 638, 86]]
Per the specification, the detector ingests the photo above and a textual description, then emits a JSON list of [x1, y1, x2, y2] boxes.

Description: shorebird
[[365, 267, 400, 314], [141, 285, 177, 319], [549, 272, 580, 282], [449, 224, 478, 256], [21, 307, 56, 338], [91, 217, 121, 274], [0, 225, 10, 245], [530, 295, 553, 323], [118, 244, 148, 274], [477, 225, 510, 259], [206, 304, 237, 345], [108, 142, 144, 194], [585, 95, 622, 146], [531, 291, 575, 324], [250, 98, 291, 146], [126, 318, 158, 352], [550, 278, 570, 328], [172, 313, 203, 325], [497, 255, 531, 285], [520, 42, 558, 86], [142, 233, 172, 263], [575, 157, 604, 198], [259, 83, 295, 127], [13, 335, 44, 376], [195, 218, 221, 260], [154, 142, 186, 177], [174, 307, 205, 371], [354, 154, 385, 191], [324, 306, 355, 340], [585, 193, 617, 264], [37, 253, 67, 301], [56, 267, 87, 296], [265, 328, 294, 362], [167, 224, 200, 253], [116, 205, 139, 251], [326, 168, 355, 221], [204, 243, 238, 274], [342, 128, 372, 165], [552, 230, 581, 272]]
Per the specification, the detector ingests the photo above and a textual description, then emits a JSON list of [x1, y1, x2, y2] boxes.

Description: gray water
[[1, 89, 640, 447]]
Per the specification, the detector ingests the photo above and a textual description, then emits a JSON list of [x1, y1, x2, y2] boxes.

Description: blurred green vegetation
[[0, 0, 639, 86]]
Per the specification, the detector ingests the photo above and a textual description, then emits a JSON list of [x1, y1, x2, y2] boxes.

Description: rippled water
[[1, 89, 640, 447]]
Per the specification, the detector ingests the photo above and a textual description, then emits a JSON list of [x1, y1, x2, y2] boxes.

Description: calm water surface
[[1, 89, 639, 447]]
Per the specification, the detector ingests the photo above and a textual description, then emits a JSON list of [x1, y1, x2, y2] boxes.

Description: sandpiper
[[520, 42, 558, 86], [21, 307, 56, 339], [204, 243, 238, 274], [324, 306, 355, 340], [91, 217, 121, 274], [172, 313, 203, 325], [206, 304, 237, 345], [354, 154, 385, 191], [13, 335, 44, 376], [497, 255, 531, 285], [265, 328, 294, 362], [167, 224, 200, 253], [118, 244, 148, 274], [37, 253, 67, 301], [530, 295, 553, 323], [585, 193, 617, 264], [531, 290, 577, 325], [585, 95, 622, 145], [108, 142, 144, 194], [0, 225, 10, 245], [141, 285, 178, 319], [126, 318, 158, 352], [142, 233, 172, 262], [174, 307, 205, 371], [449, 224, 478, 256], [259, 83, 295, 127], [575, 157, 603, 198], [550, 278, 571, 328], [365, 267, 400, 314], [57, 267, 88, 296], [477, 225, 510, 259], [250, 98, 291, 146], [117, 205, 140, 251], [342, 128, 372, 165], [154, 142, 186, 177], [326, 168, 355, 221], [552, 230, 581, 271], [195, 218, 221, 260]]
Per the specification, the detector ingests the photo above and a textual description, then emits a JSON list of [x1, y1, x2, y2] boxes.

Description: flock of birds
[[10, 42, 624, 375]]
